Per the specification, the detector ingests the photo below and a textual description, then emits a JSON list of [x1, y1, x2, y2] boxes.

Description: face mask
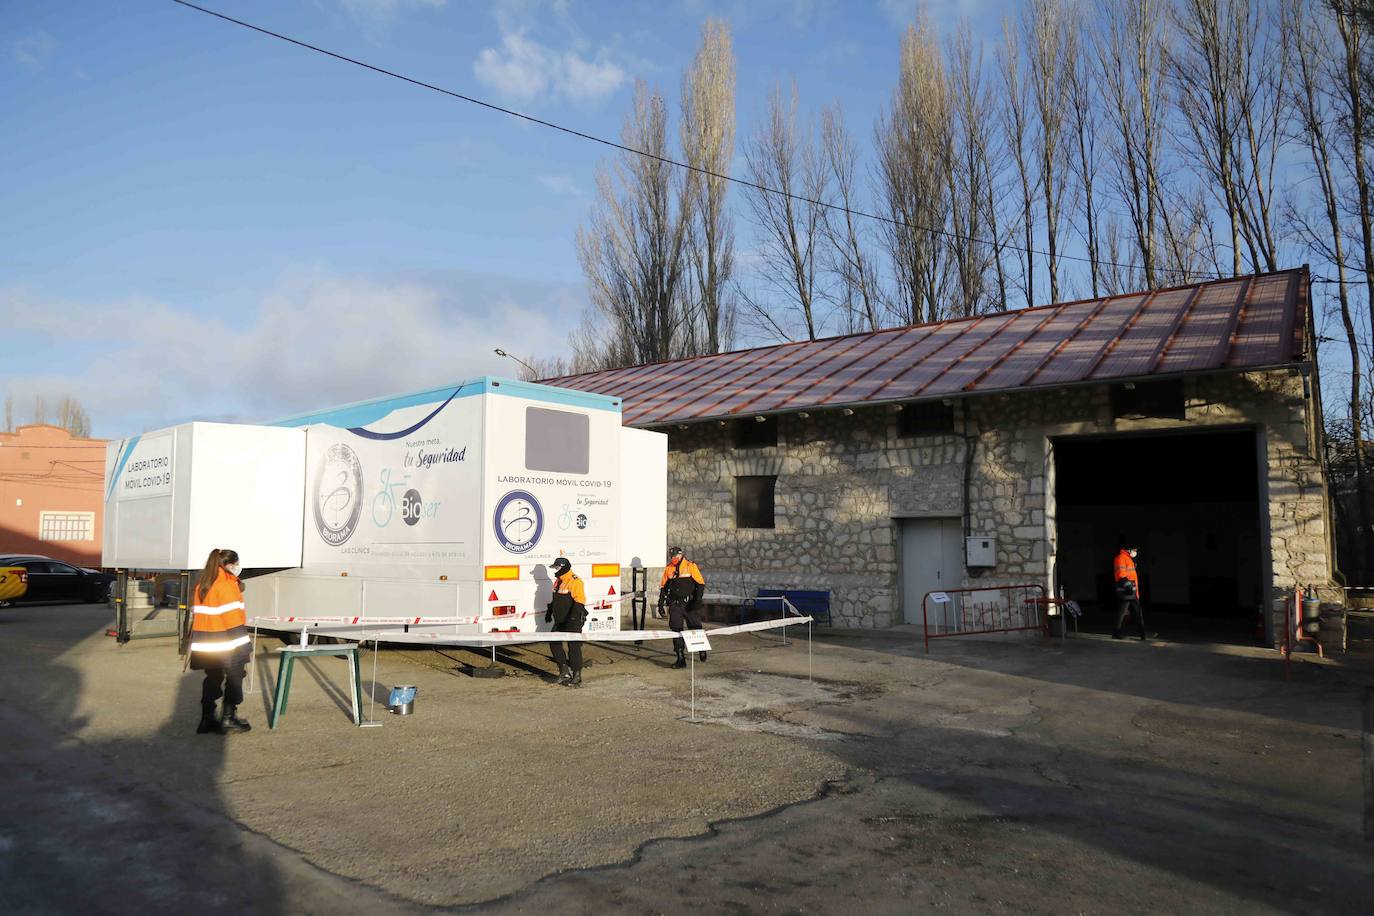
[[227, 563, 242, 576]]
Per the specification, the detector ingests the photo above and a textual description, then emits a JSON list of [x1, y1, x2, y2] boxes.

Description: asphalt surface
[[1, 602, 1371, 914]]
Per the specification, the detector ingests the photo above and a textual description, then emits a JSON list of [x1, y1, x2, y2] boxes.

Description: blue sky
[[2, 0, 1027, 436]]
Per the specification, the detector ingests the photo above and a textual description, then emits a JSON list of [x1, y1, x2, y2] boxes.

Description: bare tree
[[999, 20, 1039, 307], [741, 82, 829, 340], [1330, 1, 1374, 341], [878, 17, 954, 324], [55, 396, 90, 438], [32, 395, 49, 427], [1171, 0, 1247, 274], [946, 27, 1000, 316], [577, 81, 695, 366], [1291, 0, 1371, 549], [1027, 0, 1072, 303], [1097, 0, 1170, 288], [3, 395, 12, 433], [681, 18, 737, 354], [1066, 3, 1105, 297], [819, 104, 882, 332]]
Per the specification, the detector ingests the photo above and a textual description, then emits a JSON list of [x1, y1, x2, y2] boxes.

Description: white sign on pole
[[930, 592, 951, 604], [681, 629, 711, 652]]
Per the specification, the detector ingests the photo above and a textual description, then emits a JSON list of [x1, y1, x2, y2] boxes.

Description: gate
[[922, 583, 1048, 652]]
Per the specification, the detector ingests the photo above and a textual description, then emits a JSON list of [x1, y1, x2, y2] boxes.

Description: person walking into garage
[[190, 548, 253, 734], [545, 557, 587, 687], [1112, 545, 1147, 640], [659, 546, 706, 668]]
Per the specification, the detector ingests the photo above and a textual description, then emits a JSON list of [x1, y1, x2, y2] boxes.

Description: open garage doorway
[[1053, 428, 1267, 644]]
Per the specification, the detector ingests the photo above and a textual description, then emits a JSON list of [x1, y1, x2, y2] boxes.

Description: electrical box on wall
[[966, 536, 997, 567]]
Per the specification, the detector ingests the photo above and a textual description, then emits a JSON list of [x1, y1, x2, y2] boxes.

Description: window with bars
[[39, 511, 95, 542]]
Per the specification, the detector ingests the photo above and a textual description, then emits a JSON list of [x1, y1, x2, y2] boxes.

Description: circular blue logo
[[494, 489, 543, 554]]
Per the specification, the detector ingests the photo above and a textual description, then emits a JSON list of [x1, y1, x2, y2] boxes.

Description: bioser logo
[[314, 443, 364, 546], [493, 489, 543, 554]]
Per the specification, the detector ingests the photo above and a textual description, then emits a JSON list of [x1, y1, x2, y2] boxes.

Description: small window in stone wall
[[1110, 380, 1185, 420], [897, 402, 955, 438], [732, 416, 778, 449], [735, 475, 776, 529]]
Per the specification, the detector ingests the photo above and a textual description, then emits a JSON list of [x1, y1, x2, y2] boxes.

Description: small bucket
[[388, 685, 417, 715]]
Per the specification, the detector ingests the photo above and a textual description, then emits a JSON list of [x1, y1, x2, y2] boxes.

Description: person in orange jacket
[[189, 548, 253, 734], [1112, 545, 1147, 640], [659, 546, 706, 668], [545, 557, 588, 687]]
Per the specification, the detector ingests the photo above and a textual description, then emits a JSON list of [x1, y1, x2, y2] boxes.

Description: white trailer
[[102, 377, 667, 639]]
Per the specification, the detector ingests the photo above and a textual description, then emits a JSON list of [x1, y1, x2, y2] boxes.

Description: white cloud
[[0, 270, 590, 437], [472, 30, 626, 104], [536, 173, 582, 196], [10, 31, 56, 70]]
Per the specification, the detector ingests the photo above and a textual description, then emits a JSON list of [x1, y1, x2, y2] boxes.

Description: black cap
[[668, 546, 684, 558], [551, 557, 572, 575]]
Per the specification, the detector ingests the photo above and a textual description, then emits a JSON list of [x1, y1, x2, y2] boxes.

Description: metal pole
[[361, 636, 383, 727], [245, 625, 260, 694], [690, 650, 695, 722], [808, 619, 812, 683]]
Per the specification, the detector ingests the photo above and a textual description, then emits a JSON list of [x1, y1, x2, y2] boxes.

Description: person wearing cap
[[545, 557, 588, 686], [659, 546, 707, 669], [1112, 545, 1147, 640]]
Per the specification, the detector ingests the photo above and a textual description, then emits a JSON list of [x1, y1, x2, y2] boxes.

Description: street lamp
[[493, 348, 537, 378]]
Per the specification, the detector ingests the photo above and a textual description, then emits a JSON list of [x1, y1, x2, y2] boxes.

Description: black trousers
[[201, 663, 245, 713], [549, 614, 583, 671], [669, 601, 702, 653], [1115, 599, 1146, 638]]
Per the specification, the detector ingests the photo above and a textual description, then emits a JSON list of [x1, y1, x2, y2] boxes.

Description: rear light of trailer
[[491, 605, 516, 617], [591, 563, 619, 578]]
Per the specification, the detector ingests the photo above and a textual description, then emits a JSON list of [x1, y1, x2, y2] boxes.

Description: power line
[[170, 0, 1211, 284]]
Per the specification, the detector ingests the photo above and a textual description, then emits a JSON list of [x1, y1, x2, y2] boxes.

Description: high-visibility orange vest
[[1113, 550, 1139, 588], [660, 558, 705, 588], [554, 571, 587, 605], [190, 569, 250, 658]]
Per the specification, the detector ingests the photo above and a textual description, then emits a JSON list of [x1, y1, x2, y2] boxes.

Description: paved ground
[[1, 602, 1371, 914]]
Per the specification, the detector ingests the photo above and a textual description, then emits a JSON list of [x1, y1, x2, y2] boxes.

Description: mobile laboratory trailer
[[102, 377, 667, 640]]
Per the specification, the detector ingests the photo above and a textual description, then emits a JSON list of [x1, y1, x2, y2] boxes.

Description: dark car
[[0, 555, 113, 605]]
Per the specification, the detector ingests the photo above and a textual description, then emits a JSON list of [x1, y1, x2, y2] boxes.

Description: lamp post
[[493, 348, 537, 378]]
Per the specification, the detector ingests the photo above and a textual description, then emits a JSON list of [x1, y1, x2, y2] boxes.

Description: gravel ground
[[0, 602, 1370, 914]]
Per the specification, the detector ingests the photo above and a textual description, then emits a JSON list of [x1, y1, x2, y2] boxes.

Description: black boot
[[555, 663, 572, 685], [565, 670, 582, 688], [672, 647, 687, 669], [221, 704, 252, 733], [197, 704, 226, 735], [698, 651, 708, 662]]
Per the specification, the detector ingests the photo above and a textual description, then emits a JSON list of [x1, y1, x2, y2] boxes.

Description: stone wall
[[650, 369, 1331, 639]]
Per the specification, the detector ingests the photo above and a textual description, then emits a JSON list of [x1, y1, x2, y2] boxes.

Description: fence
[[922, 583, 1049, 653]]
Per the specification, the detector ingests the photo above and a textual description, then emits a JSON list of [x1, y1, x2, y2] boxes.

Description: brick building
[[0, 424, 107, 567], [551, 268, 1334, 645]]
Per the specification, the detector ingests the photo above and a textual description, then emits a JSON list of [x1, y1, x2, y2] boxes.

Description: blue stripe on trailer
[[270, 377, 621, 434]]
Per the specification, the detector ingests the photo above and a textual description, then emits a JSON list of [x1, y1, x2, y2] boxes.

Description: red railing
[[922, 583, 1049, 653]]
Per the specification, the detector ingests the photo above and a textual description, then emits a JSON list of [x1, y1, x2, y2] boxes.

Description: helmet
[[550, 557, 572, 576]]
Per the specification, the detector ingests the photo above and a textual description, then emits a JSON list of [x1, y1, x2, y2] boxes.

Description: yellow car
[[0, 566, 28, 604]]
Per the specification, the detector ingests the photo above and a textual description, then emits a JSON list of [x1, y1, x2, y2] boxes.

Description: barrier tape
[[287, 615, 812, 648]]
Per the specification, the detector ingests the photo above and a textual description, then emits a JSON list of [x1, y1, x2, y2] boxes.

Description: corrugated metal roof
[[547, 268, 1309, 427]]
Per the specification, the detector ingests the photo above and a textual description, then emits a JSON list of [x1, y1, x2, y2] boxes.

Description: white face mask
[[227, 563, 242, 576]]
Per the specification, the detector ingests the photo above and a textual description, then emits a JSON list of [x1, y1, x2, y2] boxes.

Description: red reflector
[[492, 605, 515, 617], [608, 585, 616, 595], [488, 590, 498, 601]]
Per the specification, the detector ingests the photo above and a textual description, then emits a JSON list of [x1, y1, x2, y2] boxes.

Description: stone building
[[552, 268, 1333, 645]]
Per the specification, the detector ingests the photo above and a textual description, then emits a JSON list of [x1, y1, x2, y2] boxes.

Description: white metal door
[[901, 518, 963, 626]]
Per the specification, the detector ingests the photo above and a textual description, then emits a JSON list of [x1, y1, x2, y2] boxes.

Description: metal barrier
[[922, 583, 1049, 653]]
